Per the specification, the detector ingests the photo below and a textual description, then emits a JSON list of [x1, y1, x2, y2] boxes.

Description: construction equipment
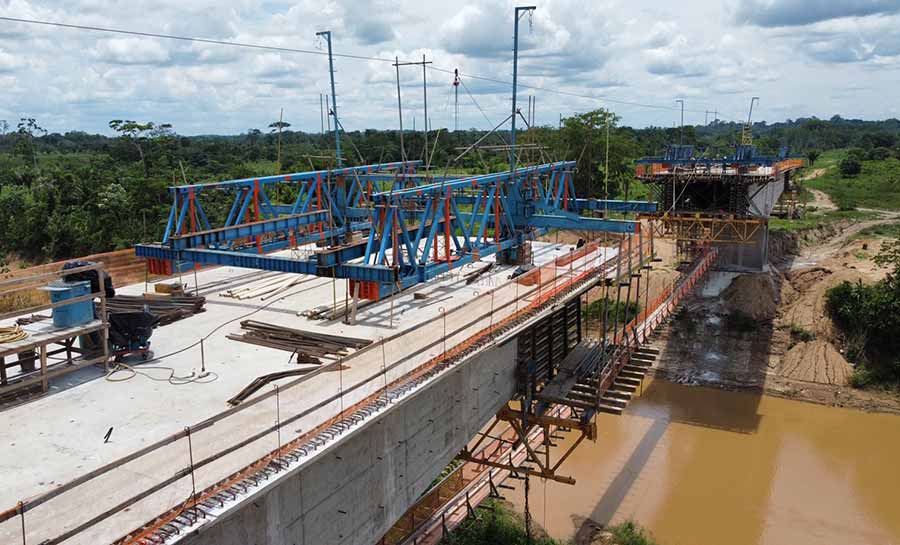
[[108, 311, 159, 361]]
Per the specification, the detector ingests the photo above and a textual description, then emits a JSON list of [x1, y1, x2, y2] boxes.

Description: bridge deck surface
[[0, 240, 621, 544]]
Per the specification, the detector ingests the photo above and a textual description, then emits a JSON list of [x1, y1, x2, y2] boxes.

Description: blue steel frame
[[135, 160, 658, 298], [159, 160, 421, 249]]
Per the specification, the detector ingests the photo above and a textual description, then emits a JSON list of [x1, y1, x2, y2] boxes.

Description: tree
[[109, 120, 174, 177], [807, 150, 820, 165], [16, 118, 46, 169], [840, 157, 862, 177]]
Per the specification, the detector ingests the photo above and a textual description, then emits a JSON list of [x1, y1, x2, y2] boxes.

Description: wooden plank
[[40, 345, 47, 392], [0, 262, 104, 291]]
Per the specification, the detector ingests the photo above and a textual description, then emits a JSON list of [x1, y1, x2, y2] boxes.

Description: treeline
[[1, 114, 899, 264]]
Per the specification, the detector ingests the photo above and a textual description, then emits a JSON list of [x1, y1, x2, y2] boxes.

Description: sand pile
[[721, 273, 778, 321], [781, 340, 853, 385]]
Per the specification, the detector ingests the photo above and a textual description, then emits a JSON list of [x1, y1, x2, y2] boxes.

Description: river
[[508, 378, 900, 545]]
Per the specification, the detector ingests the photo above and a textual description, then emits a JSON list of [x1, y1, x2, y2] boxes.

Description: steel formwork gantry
[[135, 161, 658, 299]]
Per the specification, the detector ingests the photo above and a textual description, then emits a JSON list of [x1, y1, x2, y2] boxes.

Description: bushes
[[839, 157, 862, 177], [583, 298, 640, 329], [610, 521, 660, 545], [826, 264, 900, 388], [443, 500, 559, 545]]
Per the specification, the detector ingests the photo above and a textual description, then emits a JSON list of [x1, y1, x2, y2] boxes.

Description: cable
[[430, 66, 730, 118], [0, 15, 734, 119], [0, 16, 395, 64], [104, 278, 333, 383], [0, 325, 28, 343]]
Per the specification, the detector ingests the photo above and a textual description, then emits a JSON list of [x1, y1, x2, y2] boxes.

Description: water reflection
[[509, 379, 900, 545]]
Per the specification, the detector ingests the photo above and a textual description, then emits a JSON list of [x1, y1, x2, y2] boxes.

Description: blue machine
[[46, 281, 93, 328]]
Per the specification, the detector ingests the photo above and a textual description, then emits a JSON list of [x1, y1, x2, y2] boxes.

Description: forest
[[0, 113, 899, 266]]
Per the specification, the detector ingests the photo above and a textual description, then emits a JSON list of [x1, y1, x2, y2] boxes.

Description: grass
[[769, 209, 880, 233], [852, 222, 900, 240], [805, 154, 900, 211]]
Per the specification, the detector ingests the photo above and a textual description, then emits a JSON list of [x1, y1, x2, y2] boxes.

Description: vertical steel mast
[[317, 30, 342, 167], [510, 5, 536, 174]]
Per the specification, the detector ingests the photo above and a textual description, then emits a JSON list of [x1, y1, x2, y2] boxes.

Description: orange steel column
[[562, 173, 569, 211], [188, 188, 199, 268], [444, 190, 451, 268], [432, 199, 439, 262]]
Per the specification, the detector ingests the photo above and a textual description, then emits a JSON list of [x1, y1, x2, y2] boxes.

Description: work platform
[[0, 238, 637, 545]]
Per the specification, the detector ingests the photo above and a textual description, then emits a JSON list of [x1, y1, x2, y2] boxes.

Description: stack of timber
[[107, 294, 206, 325], [220, 273, 306, 301], [227, 319, 371, 364]]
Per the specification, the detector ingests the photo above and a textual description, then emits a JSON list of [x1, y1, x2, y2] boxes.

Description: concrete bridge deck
[[0, 237, 651, 545]]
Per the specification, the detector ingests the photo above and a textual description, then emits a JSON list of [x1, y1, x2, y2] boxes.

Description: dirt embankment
[[650, 215, 900, 413]]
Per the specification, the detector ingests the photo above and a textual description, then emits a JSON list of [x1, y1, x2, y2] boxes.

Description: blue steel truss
[[135, 161, 657, 299]]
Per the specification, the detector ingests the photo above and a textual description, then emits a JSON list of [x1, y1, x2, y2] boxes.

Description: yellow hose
[[0, 325, 28, 343]]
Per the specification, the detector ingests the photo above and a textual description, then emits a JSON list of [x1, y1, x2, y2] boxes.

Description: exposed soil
[[649, 212, 900, 414]]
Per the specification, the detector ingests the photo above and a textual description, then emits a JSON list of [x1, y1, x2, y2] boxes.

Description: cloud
[[439, 4, 510, 59], [92, 38, 171, 65], [734, 0, 900, 27], [781, 14, 900, 64], [351, 19, 395, 45], [0, 48, 24, 72]]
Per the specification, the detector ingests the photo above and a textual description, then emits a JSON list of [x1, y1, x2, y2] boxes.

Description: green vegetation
[[608, 521, 660, 545], [826, 240, 900, 389], [805, 156, 900, 210], [789, 324, 816, 345], [443, 500, 559, 545], [444, 501, 659, 545], [584, 298, 640, 329], [851, 222, 900, 240], [769, 210, 879, 233], [0, 114, 898, 265]]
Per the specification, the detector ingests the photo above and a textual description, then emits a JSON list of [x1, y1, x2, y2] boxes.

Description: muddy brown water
[[508, 378, 900, 545]]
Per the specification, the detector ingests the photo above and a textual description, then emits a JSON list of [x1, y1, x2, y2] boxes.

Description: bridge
[[0, 157, 724, 545]]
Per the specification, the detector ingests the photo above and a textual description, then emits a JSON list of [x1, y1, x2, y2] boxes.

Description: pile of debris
[[107, 294, 206, 326], [227, 320, 371, 364]]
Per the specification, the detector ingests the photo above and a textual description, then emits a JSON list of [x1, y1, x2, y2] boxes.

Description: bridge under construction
[[0, 7, 803, 544]]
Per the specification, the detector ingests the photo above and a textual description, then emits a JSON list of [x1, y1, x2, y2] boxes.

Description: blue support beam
[[167, 211, 330, 250], [171, 161, 420, 195], [528, 214, 639, 233], [574, 199, 658, 213]]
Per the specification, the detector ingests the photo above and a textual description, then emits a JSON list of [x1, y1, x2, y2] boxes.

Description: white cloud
[[0, 0, 895, 134], [92, 38, 171, 65]]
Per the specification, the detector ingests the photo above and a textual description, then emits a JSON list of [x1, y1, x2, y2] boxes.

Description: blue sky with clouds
[[0, 0, 899, 135]]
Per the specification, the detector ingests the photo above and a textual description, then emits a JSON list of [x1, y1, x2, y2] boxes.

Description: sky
[[0, 0, 899, 135]]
